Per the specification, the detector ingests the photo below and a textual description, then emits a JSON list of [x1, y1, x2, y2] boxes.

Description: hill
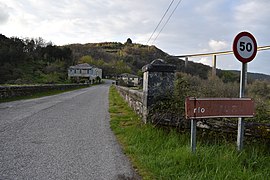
[[228, 70, 270, 82], [65, 40, 270, 82], [65, 41, 216, 79], [65, 41, 168, 77], [0, 34, 73, 84], [0, 34, 269, 84]]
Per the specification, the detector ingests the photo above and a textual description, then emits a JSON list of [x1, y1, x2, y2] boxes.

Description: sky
[[0, 0, 270, 75]]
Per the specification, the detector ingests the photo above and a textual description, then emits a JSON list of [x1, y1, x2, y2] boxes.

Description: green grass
[[109, 86, 270, 180], [0, 85, 90, 103]]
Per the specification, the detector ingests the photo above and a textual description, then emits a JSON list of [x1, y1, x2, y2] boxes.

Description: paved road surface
[[0, 81, 139, 180]]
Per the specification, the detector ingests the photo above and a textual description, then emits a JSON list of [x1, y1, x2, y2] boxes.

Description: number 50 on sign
[[233, 31, 257, 63]]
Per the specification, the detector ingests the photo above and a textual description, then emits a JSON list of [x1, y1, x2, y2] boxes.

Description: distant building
[[118, 73, 140, 87], [68, 63, 102, 83]]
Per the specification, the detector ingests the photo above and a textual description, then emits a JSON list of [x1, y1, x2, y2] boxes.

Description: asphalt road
[[0, 81, 140, 180]]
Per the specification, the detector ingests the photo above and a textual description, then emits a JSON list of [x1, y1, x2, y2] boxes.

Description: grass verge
[[109, 86, 270, 179], [0, 85, 90, 103]]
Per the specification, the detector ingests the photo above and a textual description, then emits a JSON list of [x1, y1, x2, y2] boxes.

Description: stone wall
[[0, 84, 90, 99], [115, 86, 144, 117], [115, 59, 176, 123]]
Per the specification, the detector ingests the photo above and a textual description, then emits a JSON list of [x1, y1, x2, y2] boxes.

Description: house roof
[[76, 63, 92, 67], [69, 63, 97, 69], [120, 73, 139, 78]]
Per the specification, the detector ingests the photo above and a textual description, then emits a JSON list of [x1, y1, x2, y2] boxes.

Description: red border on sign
[[233, 31, 257, 63]]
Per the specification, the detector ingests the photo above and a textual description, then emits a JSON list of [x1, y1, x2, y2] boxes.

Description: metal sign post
[[190, 119, 197, 153], [237, 63, 247, 150], [233, 31, 257, 151], [185, 31, 257, 153], [185, 97, 254, 152]]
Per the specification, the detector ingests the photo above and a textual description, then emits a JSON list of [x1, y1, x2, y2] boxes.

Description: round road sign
[[233, 31, 257, 63]]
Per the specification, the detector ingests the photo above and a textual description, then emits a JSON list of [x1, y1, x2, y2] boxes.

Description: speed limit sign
[[233, 31, 257, 63], [233, 31, 257, 151]]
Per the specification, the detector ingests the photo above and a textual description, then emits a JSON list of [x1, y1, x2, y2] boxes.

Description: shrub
[[248, 80, 270, 99], [150, 72, 270, 126], [248, 80, 270, 122]]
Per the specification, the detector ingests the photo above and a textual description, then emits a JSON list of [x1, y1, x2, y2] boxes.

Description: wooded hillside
[[0, 34, 269, 84], [0, 34, 73, 84], [65, 40, 168, 77]]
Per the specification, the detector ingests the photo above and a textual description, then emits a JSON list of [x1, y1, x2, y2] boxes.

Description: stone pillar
[[142, 59, 176, 123]]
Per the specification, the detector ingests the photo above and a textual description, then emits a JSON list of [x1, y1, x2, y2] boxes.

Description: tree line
[[1, 34, 269, 85], [0, 34, 73, 84], [0, 35, 168, 84]]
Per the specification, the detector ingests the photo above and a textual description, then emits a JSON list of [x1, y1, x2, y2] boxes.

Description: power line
[[152, 0, 183, 44], [146, 0, 175, 45]]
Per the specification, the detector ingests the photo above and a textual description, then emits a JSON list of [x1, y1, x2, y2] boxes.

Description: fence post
[[185, 56, 188, 69], [212, 55, 217, 77], [141, 59, 176, 123]]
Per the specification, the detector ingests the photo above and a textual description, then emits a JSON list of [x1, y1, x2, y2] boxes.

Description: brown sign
[[185, 98, 255, 119]]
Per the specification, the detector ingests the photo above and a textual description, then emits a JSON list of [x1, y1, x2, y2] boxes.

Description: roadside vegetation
[[109, 86, 270, 179], [151, 72, 270, 124]]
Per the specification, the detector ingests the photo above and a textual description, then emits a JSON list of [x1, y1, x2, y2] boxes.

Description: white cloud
[[234, 0, 270, 23], [0, 0, 269, 75], [208, 40, 228, 51], [197, 57, 212, 67], [0, 2, 10, 24]]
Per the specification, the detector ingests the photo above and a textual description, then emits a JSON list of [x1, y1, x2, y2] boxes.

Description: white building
[[68, 63, 102, 83], [118, 73, 140, 86]]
